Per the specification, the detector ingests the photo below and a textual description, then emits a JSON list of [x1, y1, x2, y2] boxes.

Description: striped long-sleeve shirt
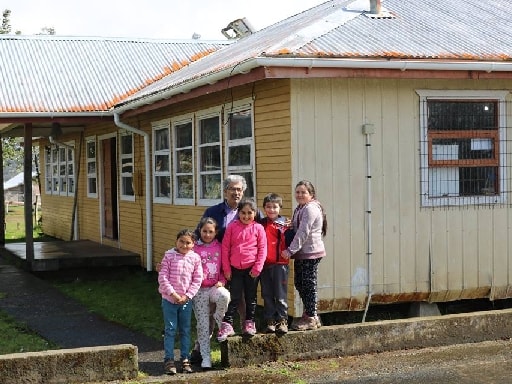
[[158, 248, 203, 304]]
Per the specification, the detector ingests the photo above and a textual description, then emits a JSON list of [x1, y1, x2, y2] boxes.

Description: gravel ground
[[103, 338, 512, 384]]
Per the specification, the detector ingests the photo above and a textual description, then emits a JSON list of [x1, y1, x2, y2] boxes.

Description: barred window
[[418, 90, 509, 207]]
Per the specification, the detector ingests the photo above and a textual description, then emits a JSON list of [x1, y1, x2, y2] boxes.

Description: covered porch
[[1, 240, 140, 272]]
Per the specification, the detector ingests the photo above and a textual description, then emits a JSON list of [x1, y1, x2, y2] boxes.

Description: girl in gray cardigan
[[281, 180, 327, 331]]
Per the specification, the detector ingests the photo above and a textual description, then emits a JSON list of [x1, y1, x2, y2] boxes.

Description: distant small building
[[3, 172, 40, 207]]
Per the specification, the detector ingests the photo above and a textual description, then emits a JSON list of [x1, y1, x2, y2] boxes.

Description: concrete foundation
[[224, 308, 512, 368], [0, 344, 138, 384]]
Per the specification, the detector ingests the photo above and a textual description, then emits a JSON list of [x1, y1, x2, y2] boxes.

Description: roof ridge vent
[[365, 0, 396, 19]]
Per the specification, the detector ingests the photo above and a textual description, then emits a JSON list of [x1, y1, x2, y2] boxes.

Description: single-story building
[[2, 0, 512, 316]]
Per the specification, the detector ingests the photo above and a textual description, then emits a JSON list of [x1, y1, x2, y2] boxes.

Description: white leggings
[[192, 285, 230, 361]]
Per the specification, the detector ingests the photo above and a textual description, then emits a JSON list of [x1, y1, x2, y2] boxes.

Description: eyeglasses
[[227, 187, 244, 193]]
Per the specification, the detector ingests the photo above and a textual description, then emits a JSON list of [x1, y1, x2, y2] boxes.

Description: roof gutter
[[0, 112, 112, 119], [114, 57, 512, 113], [113, 113, 153, 272]]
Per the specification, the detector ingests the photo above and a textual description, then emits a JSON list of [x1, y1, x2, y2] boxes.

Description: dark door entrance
[[102, 138, 118, 239]]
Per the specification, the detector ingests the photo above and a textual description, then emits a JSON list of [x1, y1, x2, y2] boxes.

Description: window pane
[[200, 117, 220, 143], [88, 162, 96, 174], [155, 155, 169, 172], [177, 149, 192, 173], [239, 172, 254, 198], [155, 128, 169, 150], [59, 148, 66, 162], [428, 101, 496, 130], [200, 146, 221, 171], [175, 122, 192, 147], [201, 174, 221, 199], [122, 158, 133, 174], [228, 145, 251, 166], [121, 135, 132, 154], [59, 164, 66, 176], [155, 176, 171, 197], [432, 139, 494, 160], [228, 110, 251, 140], [122, 177, 134, 195], [88, 178, 97, 194], [67, 164, 74, 176], [87, 141, 96, 159], [68, 178, 75, 193], [176, 175, 193, 198]]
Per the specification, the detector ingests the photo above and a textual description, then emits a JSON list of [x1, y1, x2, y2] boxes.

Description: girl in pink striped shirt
[[158, 229, 203, 375]]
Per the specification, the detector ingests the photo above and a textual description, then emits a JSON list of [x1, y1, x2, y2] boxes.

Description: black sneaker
[[190, 348, 202, 365], [264, 320, 276, 333]]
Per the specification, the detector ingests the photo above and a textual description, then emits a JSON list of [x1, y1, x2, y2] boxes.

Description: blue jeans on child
[[162, 298, 193, 361]]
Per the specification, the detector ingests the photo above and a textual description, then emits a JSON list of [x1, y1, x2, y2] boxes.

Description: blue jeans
[[162, 298, 193, 361]]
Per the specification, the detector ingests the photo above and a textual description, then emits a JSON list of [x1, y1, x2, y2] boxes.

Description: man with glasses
[[191, 174, 264, 365]]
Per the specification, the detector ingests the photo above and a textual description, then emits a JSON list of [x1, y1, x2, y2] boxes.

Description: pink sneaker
[[242, 320, 257, 336], [217, 321, 235, 342]]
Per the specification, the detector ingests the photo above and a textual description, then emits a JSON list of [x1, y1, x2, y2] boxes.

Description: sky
[[3, 0, 324, 40]]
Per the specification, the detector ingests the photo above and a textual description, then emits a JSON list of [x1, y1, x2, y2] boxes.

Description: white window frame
[[152, 119, 172, 204], [86, 136, 97, 198], [44, 142, 75, 196], [172, 115, 195, 205], [417, 89, 509, 207], [119, 132, 135, 201], [224, 98, 256, 199], [197, 108, 223, 206]]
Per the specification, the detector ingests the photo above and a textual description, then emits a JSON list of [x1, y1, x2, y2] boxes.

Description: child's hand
[[249, 271, 258, 279], [176, 295, 188, 305], [281, 250, 290, 259], [156, 262, 162, 272], [215, 282, 224, 287], [224, 273, 232, 281]]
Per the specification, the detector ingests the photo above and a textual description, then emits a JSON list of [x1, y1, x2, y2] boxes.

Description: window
[[120, 133, 135, 200], [44, 143, 75, 196], [418, 90, 509, 206], [225, 103, 255, 198], [86, 137, 97, 198], [197, 113, 222, 204], [153, 120, 171, 203], [173, 118, 194, 204]]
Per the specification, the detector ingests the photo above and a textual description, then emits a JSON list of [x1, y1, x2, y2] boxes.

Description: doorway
[[101, 137, 118, 239]]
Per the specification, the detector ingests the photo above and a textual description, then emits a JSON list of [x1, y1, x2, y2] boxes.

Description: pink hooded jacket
[[221, 219, 267, 278]]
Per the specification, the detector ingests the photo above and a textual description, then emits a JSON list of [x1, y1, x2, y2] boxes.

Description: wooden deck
[[2, 240, 141, 271]]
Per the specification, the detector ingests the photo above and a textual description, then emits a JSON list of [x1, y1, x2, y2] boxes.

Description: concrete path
[[0, 253, 164, 376]]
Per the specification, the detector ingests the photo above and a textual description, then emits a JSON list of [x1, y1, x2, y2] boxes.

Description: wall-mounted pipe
[[362, 123, 375, 322]]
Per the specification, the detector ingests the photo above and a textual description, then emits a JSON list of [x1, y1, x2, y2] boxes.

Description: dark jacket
[[197, 201, 264, 242]]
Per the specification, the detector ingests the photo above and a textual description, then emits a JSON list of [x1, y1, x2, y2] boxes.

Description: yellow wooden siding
[[291, 77, 512, 313]]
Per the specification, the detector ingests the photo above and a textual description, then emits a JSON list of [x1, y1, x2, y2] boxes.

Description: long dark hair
[[296, 180, 327, 237]]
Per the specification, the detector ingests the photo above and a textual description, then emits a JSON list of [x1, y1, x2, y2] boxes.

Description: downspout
[[362, 123, 375, 322], [114, 113, 153, 272]]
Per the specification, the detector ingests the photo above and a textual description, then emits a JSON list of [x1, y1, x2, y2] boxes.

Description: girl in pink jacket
[[217, 198, 267, 341]]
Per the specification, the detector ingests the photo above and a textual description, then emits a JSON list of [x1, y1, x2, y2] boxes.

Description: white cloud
[[4, 0, 323, 39]]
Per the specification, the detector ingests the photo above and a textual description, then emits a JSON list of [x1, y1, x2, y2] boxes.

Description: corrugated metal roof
[[0, 35, 227, 113], [119, 0, 512, 109]]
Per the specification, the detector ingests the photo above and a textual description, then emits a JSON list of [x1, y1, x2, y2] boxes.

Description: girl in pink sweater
[[191, 217, 230, 369], [158, 229, 202, 375], [217, 198, 267, 341]]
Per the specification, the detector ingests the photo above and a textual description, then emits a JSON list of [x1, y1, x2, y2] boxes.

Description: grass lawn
[[46, 266, 224, 364]]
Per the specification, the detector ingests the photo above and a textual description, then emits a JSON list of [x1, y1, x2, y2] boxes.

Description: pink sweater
[[194, 239, 226, 287], [158, 248, 203, 304], [221, 219, 267, 278]]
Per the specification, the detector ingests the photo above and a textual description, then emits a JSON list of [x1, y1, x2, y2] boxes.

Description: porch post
[[24, 123, 34, 265], [0, 135, 5, 246]]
